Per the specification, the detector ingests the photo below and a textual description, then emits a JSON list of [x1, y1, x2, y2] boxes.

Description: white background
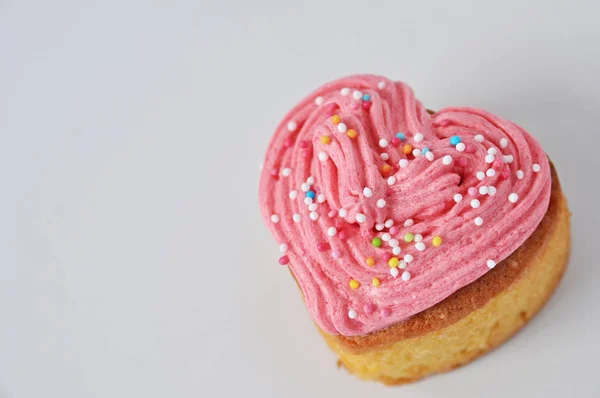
[[1, 1, 598, 397]]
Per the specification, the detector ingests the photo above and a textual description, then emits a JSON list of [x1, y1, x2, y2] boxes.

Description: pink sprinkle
[[362, 101, 372, 110], [317, 243, 328, 252], [328, 210, 337, 218], [389, 226, 398, 235], [270, 168, 278, 176], [350, 101, 359, 110], [379, 308, 391, 317], [458, 158, 468, 167], [391, 137, 401, 146], [363, 303, 376, 315], [501, 165, 511, 180], [278, 256, 289, 265], [338, 231, 348, 241], [468, 187, 477, 196], [299, 140, 309, 149], [383, 252, 393, 262], [284, 137, 295, 148], [332, 250, 341, 259]]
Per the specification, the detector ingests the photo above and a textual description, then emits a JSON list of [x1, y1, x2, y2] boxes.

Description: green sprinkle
[[372, 237, 382, 247], [404, 233, 414, 243]]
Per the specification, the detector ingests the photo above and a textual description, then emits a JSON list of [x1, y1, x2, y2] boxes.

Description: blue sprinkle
[[306, 190, 316, 199], [362, 94, 371, 101], [450, 135, 461, 146], [422, 147, 430, 154], [396, 132, 406, 140]]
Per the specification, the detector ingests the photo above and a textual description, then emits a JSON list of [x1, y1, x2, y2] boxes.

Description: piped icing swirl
[[259, 75, 551, 336]]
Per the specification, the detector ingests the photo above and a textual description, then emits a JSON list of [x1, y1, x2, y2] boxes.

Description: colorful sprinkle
[[362, 101, 372, 110], [372, 277, 381, 287], [366, 257, 375, 266], [363, 94, 371, 101], [306, 190, 316, 199], [331, 115, 341, 124], [372, 237, 382, 247], [432, 236, 442, 246], [320, 135, 332, 145], [347, 129, 357, 138], [279, 255, 289, 265], [404, 233, 414, 243], [380, 164, 392, 174], [388, 257, 400, 268], [396, 132, 406, 140], [349, 279, 360, 289], [402, 144, 413, 154], [450, 136, 461, 146]]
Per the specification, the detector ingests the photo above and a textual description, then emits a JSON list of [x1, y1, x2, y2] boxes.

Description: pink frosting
[[259, 75, 551, 336]]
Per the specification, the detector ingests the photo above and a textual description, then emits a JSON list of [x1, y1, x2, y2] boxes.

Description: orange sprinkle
[[320, 135, 332, 145], [402, 144, 413, 154], [331, 115, 341, 125], [366, 257, 375, 266], [346, 129, 357, 138], [372, 278, 381, 287], [380, 164, 392, 174]]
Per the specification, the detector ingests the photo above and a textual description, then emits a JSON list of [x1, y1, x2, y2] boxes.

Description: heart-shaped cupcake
[[259, 75, 550, 336]]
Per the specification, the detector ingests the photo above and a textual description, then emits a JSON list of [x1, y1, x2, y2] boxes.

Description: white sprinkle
[[404, 254, 414, 263], [387, 176, 396, 185], [308, 203, 318, 211], [293, 214, 301, 223], [414, 234, 423, 242], [487, 148, 497, 155], [363, 187, 373, 197], [301, 182, 310, 192], [271, 214, 280, 223], [375, 223, 385, 231], [380, 152, 389, 161], [399, 159, 409, 168], [532, 163, 541, 172], [390, 267, 399, 277], [401, 271, 411, 281], [327, 227, 337, 237], [304, 197, 313, 205], [310, 211, 319, 221], [485, 154, 495, 163], [348, 309, 357, 319], [475, 134, 484, 142], [486, 168, 496, 177], [318, 151, 329, 162], [442, 155, 453, 165], [476, 171, 485, 180], [517, 170, 525, 179], [384, 219, 394, 228], [487, 259, 496, 269], [399, 260, 407, 269], [413, 148, 422, 157], [454, 193, 463, 203], [317, 194, 326, 203], [279, 244, 288, 253], [353, 90, 363, 100], [339, 208, 348, 218], [488, 186, 497, 196], [471, 199, 481, 208], [377, 199, 386, 208], [425, 151, 435, 161], [382, 233, 391, 242], [404, 218, 414, 227], [508, 193, 519, 203], [337, 123, 347, 133], [389, 239, 399, 247], [287, 121, 297, 131], [474, 217, 483, 226], [378, 81, 386, 89], [340, 88, 350, 96], [282, 168, 291, 177], [479, 186, 489, 195], [503, 155, 514, 163], [456, 143, 466, 152], [306, 176, 315, 185], [500, 138, 508, 148], [289, 190, 298, 200], [392, 246, 401, 255], [356, 213, 366, 223], [415, 242, 425, 251], [379, 138, 389, 148], [414, 133, 424, 143], [315, 96, 324, 106]]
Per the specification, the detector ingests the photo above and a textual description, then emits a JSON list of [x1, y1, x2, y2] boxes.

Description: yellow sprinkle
[[331, 115, 341, 125], [320, 135, 332, 145], [346, 129, 357, 138], [366, 257, 375, 266], [349, 279, 360, 289], [372, 278, 381, 287], [433, 236, 443, 246], [388, 257, 399, 268]]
